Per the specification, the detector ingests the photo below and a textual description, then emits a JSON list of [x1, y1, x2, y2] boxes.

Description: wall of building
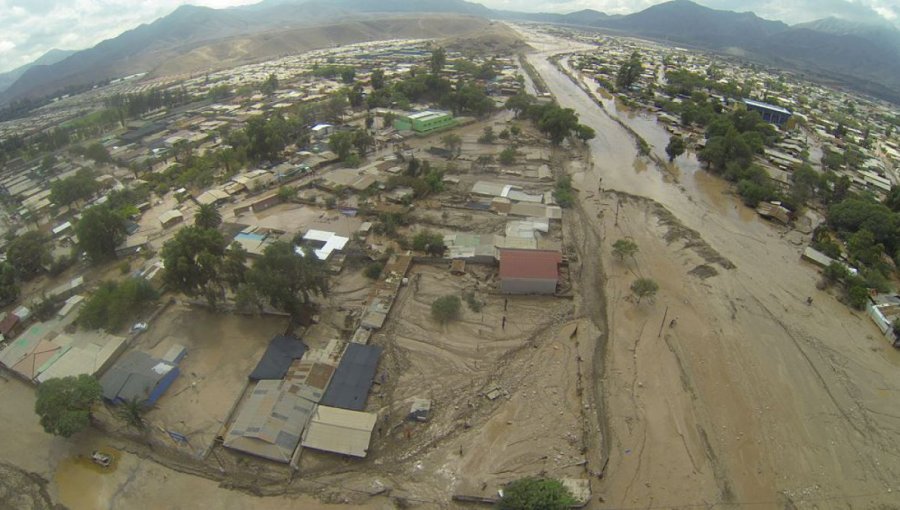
[[500, 277, 557, 295]]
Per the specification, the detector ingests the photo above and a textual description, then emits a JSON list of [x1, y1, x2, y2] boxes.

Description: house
[[116, 235, 150, 258], [311, 123, 334, 140], [298, 230, 349, 261], [233, 230, 277, 257], [0, 306, 29, 340], [48, 276, 85, 301], [99, 350, 180, 406], [248, 335, 307, 381], [159, 209, 184, 228], [223, 380, 316, 463], [756, 202, 791, 225], [499, 249, 562, 295], [35, 332, 127, 384], [250, 193, 283, 213], [195, 189, 230, 206], [301, 405, 377, 458]]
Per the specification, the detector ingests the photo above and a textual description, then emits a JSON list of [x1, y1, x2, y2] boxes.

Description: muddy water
[[55, 450, 122, 510]]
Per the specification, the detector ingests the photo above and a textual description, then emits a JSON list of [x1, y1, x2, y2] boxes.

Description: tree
[[75, 205, 127, 263], [553, 175, 575, 208], [412, 230, 446, 256], [616, 51, 643, 91], [348, 83, 365, 108], [260, 73, 278, 95], [246, 242, 328, 320], [116, 398, 147, 430], [536, 105, 580, 145], [78, 278, 158, 331], [822, 261, 850, 286], [194, 204, 222, 230], [0, 262, 19, 306], [34, 375, 102, 438], [329, 131, 355, 161], [161, 226, 228, 308], [505, 91, 534, 118], [431, 47, 447, 75], [221, 242, 249, 293], [441, 133, 462, 158], [498, 478, 576, 510], [364, 262, 383, 279], [6, 231, 51, 280], [431, 295, 461, 324], [341, 68, 356, 84], [666, 135, 686, 162], [50, 168, 99, 207], [371, 69, 385, 90], [612, 238, 639, 261], [631, 277, 659, 304]]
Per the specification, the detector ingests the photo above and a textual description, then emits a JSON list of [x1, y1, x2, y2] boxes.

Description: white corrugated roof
[[301, 405, 376, 458]]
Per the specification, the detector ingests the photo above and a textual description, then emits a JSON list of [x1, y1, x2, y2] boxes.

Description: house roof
[[159, 209, 183, 224], [99, 351, 177, 402], [249, 335, 307, 381], [301, 405, 377, 458], [320, 343, 382, 411], [224, 380, 316, 463], [0, 313, 20, 336], [9, 339, 63, 380], [499, 249, 562, 280], [36, 333, 126, 383]]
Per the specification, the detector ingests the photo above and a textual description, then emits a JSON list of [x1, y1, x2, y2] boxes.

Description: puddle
[[55, 449, 121, 510]]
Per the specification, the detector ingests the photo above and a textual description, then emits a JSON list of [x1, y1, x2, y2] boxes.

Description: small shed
[[159, 209, 184, 228]]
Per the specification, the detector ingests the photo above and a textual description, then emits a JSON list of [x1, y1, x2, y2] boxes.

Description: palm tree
[[116, 398, 146, 430], [195, 204, 222, 230]]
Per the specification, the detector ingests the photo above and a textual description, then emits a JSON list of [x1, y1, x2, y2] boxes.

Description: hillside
[[150, 15, 496, 78], [0, 49, 76, 94], [3, 0, 900, 105]]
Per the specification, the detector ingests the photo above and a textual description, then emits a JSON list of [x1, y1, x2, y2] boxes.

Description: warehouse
[[393, 110, 456, 134]]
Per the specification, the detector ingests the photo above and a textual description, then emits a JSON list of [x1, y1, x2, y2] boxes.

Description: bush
[[498, 478, 575, 510], [431, 295, 461, 324], [499, 146, 517, 165], [463, 291, 483, 312], [554, 175, 575, 208]]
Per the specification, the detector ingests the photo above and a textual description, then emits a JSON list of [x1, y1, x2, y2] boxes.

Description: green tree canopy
[[35, 375, 102, 437], [194, 203, 222, 230], [431, 295, 461, 324], [666, 135, 686, 162], [246, 241, 329, 320], [6, 231, 51, 280], [78, 278, 158, 331], [161, 226, 228, 308], [430, 47, 447, 75], [0, 262, 19, 306], [631, 277, 659, 304], [75, 205, 127, 263], [616, 51, 643, 91], [612, 238, 639, 261]]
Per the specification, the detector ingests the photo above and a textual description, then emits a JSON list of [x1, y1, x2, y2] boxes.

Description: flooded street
[[514, 24, 900, 509]]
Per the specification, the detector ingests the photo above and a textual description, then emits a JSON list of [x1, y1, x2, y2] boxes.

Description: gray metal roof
[[320, 343, 382, 411], [99, 351, 176, 402], [249, 335, 307, 381]]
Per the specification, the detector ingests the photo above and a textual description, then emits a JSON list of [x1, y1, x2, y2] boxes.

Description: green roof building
[[393, 111, 456, 134]]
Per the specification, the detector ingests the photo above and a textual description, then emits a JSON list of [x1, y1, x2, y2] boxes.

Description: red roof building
[[499, 249, 562, 295]]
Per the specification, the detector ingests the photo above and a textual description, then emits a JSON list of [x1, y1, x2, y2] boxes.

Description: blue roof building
[[742, 99, 792, 126]]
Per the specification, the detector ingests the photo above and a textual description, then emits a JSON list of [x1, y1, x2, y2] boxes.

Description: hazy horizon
[[0, 0, 897, 74]]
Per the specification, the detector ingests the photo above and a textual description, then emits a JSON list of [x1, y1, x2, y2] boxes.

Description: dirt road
[[513, 25, 900, 508]]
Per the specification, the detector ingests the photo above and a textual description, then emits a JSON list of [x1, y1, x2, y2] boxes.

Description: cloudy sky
[[1, 0, 898, 73]]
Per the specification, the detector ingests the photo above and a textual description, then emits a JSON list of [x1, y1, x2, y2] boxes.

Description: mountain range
[[2, 0, 899, 105]]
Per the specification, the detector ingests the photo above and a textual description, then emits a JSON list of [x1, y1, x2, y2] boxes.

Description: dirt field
[[515, 24, 900, 508]]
